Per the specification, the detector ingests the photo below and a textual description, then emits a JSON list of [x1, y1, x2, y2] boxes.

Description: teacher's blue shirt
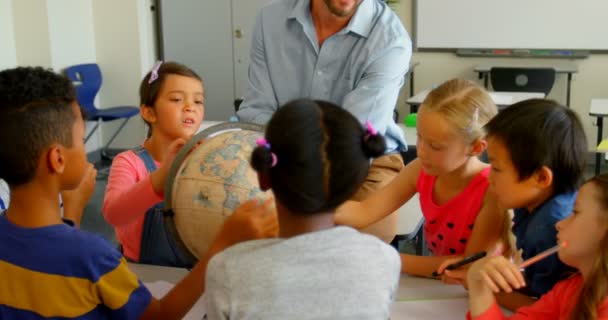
[[237, 0, 412, 153]]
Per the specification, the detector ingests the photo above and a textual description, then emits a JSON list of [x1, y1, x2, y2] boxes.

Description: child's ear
[[46, 145, 66, 175], [534, 166, 553, 189], [468, 138, 487, 157], [257, 172, 271, 191], [140, 104, 157, 124]]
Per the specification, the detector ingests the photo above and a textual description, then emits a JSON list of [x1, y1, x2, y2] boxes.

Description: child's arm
[[494, 291, 536, 311], [466, 256, 565, 320], [103, 139, 185, 226], [400, 254, 458, 276], [61, 163, 97, 226], [335, 159, 421, 229], [103, 152, 163, 226], [465, 190, 507, 255], [139, 198, 279, 320], [467, 256, 525, 318]]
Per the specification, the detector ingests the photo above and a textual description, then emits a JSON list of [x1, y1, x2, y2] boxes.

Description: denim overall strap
[[132, 145, 193, 268], [132, 145, 157, 172]]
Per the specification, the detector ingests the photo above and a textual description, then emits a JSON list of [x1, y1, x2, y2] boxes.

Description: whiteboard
[[415, 0, 608, 50]]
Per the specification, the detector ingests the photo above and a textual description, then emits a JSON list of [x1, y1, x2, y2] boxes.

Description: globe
[[164, 123, 269, 260]]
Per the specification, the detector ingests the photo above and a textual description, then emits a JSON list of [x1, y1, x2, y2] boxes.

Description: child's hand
[[334, 200, 365, 228], [61, 162, 97, 226], [208, 198, 279, 255], [467, 256, 526, 294], [151, 138, 187, 194], [437, 256, 468, 286]]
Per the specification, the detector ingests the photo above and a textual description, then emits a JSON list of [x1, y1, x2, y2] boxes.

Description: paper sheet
[[145, 281, 207, 320], [597, 139, 608, 152]]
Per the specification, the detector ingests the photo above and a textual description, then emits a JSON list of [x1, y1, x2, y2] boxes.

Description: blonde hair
[[569, 174, 608, 320], [500, 209, 516, 259], [420, 79, 497, 143]]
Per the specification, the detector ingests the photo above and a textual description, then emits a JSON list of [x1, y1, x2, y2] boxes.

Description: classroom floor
[[81, 157, 607, 251]]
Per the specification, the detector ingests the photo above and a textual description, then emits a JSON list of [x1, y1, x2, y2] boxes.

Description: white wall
[[92, 0, 155, 149], [5, 0, 607, 151], [47, 0, 96, 71], [12, 0, 51, 67], [45, 0, 102, 152], [4, 0, 156, 152], [0, 0, 17, 70], [393, 0, 608, 150]]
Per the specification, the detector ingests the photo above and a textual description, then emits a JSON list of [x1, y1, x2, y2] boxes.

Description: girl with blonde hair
[[337, 78, 514, 276]]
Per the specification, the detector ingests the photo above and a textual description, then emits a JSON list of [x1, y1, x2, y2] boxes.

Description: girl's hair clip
[[148, 61, 163, 84], [365, 120, 378, 136], [256, 138, 271, 149], [256, 138, 278, 168], [468, 107, 480, 133]]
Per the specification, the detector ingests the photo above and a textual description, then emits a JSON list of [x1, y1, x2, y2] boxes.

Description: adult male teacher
[[237, 0, 412, 242]]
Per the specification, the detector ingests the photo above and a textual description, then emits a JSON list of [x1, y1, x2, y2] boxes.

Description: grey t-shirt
[[205, 226, 401, 320]]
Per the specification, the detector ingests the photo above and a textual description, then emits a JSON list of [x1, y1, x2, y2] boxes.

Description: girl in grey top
[[205, 99, 401, 320]]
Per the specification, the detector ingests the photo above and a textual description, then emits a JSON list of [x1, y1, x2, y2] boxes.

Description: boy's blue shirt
[[513, 191, 576, 297], [0, 214, 151, 319]]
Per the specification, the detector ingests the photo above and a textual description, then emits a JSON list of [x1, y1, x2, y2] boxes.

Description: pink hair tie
[[365, 120, 377, 136], [256, 138, 278, 168], [148, 61, 163, 84], [256, 138, 270, 149]]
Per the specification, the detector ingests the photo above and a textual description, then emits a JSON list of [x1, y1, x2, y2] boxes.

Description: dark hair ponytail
[[251, 145, 275, 173], [251, 99, 386, 214], [362, 134, 386, 158]]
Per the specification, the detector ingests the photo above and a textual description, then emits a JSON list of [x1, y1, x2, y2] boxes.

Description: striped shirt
[[0, 215, 151, 319]]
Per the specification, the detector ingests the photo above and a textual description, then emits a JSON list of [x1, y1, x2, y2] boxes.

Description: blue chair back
[[64, 64, 103, 118]]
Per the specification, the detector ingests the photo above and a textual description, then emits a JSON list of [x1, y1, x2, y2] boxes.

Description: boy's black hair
[[251, 99, 386, 214], [485, 99, 587, 195], [0, 67, 78, 186]]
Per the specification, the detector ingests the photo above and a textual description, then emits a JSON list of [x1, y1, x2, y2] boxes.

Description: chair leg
[[101, 118, 130, 159], [84, 121, 100, 144], [415, 222, 428, 256]]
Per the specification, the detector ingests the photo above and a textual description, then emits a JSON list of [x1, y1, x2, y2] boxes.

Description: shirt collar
[[344, 0, 373, 38], [287, 0, 374, 38], [287, 0, 310, 24]]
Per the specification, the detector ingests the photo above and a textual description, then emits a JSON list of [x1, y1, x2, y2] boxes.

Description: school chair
[[391, 193, 428, 256], [64, 63, 140, 159], [489, 67, 556, 96], [590, 99, 608, 175]]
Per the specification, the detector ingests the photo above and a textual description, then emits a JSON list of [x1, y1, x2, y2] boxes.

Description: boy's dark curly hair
[[0, 67, 78, 186]]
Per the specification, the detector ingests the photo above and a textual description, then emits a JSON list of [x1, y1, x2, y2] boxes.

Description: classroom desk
[[129, 262, 474, 319], [406, 90, 545, 113], [407, 62, 420, 98], [590, 99, 608, 175], [474, 64, 578, 107]]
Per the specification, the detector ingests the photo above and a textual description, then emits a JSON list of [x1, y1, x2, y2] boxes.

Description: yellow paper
[[598, 139, 608, 152]]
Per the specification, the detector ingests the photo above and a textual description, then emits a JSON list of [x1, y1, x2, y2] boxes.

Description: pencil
[[431, 251, 487, 277], [518, 241, 567, 269]]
